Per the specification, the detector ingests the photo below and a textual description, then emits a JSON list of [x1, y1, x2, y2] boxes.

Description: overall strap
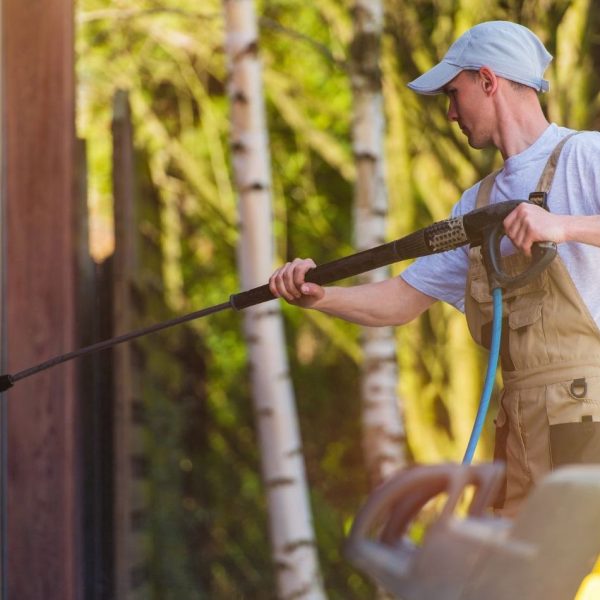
[[534, 131, 579, 193], [475, 169, 501, 209]]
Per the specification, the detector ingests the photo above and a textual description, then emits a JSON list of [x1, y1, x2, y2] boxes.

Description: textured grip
[[426, 216, 468, 252]]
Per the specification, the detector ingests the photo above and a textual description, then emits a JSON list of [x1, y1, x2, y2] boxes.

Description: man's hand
[[268, 258, 325, 308], [503, 203, 567, 256], [269, 258, 436, 325]]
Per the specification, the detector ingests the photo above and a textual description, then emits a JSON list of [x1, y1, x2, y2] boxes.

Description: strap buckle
[[528, 191, 548, 209], [570, 377, 588, 399]]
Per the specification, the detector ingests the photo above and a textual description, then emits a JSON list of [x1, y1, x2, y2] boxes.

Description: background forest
[[76, 0, 600, 598]]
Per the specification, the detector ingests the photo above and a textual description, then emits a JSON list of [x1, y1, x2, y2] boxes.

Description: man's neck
[[492, 89, 551, 159]]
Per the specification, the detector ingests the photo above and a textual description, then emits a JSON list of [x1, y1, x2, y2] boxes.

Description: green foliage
[[77, 0, 600, 597]]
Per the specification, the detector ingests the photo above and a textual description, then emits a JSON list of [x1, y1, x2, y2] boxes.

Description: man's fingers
[[284, 258, 306, 298], [268, 258, 319, 303], [270, 262, 294, 300], [292, 258, 316, 290], [504, 205, 536, 256], [298, 282, 321, 297]]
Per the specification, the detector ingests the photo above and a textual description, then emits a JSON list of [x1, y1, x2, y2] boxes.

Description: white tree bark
[[350, 0, 407, 486], [223, 2, 326, 598]]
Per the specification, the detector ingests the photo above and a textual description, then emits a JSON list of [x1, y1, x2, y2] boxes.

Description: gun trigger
[[528, 191, 548, 210]]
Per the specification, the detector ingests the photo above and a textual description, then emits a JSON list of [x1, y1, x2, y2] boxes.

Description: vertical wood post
[[112, 87, 136, 600], [111, 89, 139, 600], [3, 0, 81, 598], [0, 1, 6, 596], [112, 89, 150, 600]]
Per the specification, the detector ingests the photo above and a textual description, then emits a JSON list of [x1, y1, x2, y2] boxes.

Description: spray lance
[[0, 196, 556, 462]]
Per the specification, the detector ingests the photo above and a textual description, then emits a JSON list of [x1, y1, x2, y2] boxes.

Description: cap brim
[[407, 61, 462, 95]]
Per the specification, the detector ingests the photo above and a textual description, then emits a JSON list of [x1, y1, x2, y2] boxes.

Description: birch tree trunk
[[223, 2, 326, 598], [350, 0, 407, 487]]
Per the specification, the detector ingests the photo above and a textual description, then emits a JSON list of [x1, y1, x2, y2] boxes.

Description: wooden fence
[[79, 90, 208, 599], [3, 30, 206, 591]]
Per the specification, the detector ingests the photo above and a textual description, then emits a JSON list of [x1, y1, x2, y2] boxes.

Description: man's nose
[[447, 99, 458, 121]]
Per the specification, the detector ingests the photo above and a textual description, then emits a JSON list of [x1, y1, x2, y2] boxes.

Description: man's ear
[[478, 66, 498, 95]]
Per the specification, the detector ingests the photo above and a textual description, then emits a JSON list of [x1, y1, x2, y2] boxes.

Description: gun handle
[[482, 223, 557, 290]]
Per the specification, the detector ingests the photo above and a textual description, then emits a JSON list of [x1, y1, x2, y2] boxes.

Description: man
[[268, 21, 600, 516]]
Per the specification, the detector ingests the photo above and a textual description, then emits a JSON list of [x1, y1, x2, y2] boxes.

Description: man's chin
[[466, 135, 490, 150], [459, 127, 489, 149], [461, 129, 477, 147]]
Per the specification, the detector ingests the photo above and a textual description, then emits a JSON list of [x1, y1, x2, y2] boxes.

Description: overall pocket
[[546, 376, 600, 468], [467, 249, 548, 369]]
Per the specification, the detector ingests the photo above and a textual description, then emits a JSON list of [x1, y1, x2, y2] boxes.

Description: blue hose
[[462, 287, 503, 464]]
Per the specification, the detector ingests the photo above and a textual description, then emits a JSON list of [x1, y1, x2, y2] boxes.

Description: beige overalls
[[464, 134, 600, 516]]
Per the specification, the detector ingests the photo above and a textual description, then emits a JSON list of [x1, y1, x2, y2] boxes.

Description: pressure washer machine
[[345, 463, 600, 600]]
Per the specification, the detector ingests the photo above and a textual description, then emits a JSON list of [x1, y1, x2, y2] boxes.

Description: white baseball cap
[[408, 21, 552, 95]]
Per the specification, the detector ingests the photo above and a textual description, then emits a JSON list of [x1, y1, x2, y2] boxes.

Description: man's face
[[443, 70, 493, 149]]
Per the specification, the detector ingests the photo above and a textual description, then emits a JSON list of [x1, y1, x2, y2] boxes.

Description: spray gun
[[0, 197, 555, 392], [231, 197, 556, 310]]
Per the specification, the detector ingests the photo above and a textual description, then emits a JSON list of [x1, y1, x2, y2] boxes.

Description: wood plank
[[3, 0, 81, 598], [112, 89, 150, 599], [0, 2, 6, 597]]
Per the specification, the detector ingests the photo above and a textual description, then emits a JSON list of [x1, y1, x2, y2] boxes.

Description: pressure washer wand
[[0, 199, 548, 393], [0, 301, 232, 392], [0, 229, 427, 393]]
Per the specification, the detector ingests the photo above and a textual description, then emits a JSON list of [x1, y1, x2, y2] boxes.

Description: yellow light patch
[[574, 555, 600, 600]]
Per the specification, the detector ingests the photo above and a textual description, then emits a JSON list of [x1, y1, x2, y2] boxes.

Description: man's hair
[[508, 79, 533, 93]]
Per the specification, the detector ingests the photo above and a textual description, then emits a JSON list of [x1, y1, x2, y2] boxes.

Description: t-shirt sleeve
[[398, 184, 480, 313], [400, 246, 469, 312]]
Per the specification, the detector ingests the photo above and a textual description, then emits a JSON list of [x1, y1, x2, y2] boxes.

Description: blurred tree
[[350, 0, 407, 487], [223, 0, 326, 597]]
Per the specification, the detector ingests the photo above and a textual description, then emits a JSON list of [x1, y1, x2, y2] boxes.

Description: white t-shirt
[[401, 123, 600, 326]]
